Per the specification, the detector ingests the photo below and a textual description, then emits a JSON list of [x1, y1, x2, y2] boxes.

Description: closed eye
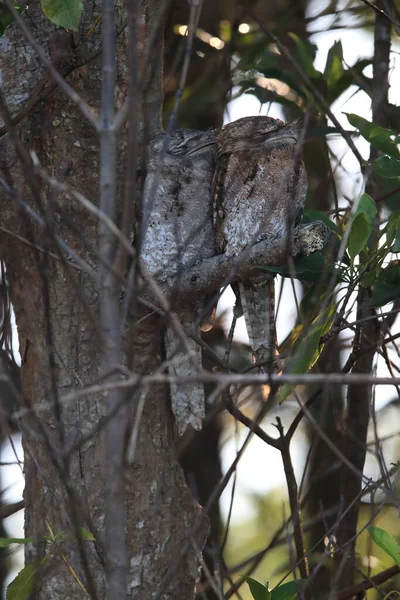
[[263, 127, 282, 136]]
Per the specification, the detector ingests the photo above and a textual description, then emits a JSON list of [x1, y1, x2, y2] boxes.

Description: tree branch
[[335, 2, 391, 588], [98, 1, 127, 597], [275, 417, 309, 582], [336, 564, 400, 600]]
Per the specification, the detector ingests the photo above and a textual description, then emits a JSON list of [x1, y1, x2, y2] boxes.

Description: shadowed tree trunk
[[334, 1, 390, 591]]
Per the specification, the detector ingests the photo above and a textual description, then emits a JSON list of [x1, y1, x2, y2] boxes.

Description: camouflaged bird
[[140, 129, 216, 434], [213, 116, 307, 369]]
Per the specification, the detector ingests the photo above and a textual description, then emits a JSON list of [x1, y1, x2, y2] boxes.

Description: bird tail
[[164, 306, 205, 435], [239, 275, 277, 370]]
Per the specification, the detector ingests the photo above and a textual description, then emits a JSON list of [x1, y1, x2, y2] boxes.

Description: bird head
[[218, 116, 302, 155]]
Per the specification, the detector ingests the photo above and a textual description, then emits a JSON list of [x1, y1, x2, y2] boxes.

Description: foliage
[[236, 37, 371, 114], [345, 114, 400, 160], [7, 562, 42, 600], [0, 2, 25, 37], [40, 0, 82, 31], [0, 0, 82, 37], [2, 525, 94, 599], [245, 576, 307, 600], [368, 526, 400, 567]]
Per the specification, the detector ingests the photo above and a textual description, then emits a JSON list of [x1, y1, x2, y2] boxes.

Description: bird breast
[[217, 149, 307, 257]]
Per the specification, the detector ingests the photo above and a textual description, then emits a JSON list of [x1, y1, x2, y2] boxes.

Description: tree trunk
[[0, 1, 205, 597]]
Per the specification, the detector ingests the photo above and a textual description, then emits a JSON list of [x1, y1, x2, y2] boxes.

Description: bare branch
[[98, 1, 127, 596]]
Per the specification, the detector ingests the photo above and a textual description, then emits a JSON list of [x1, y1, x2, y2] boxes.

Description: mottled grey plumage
[[141, 130, 216, 434], [213, 116, 307, 368]]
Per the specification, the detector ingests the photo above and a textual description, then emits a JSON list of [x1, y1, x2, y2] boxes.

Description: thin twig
[[359, 0, 400, 32], [276, 416, 309, 581], [98, 1, 127, 596], [9, 371, 400, 424]]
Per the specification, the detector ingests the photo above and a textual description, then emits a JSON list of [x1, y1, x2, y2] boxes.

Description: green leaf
[[345, 114, 400, 159], [238, 82, 302, 110], [248, 50, 308, 100], [40, 0, 82, 31], [291, 253, 326, 274], [80, 527, 95, 541], [367, 526, 400, 566], [0, 537, 34, 547], [394, 232, 400, 252], [278, 323, 325, 404], [245, 576, 271, 600], [360, 269, 378, 288], [302, 210, 341, 234], [271, 580, 307, 600], [369, 282, 400, 308], [6, 563, 40, 600], [370, 263, 400, 305], [372, 156, 400, 179], [237, 49, 306, 99], [69, 526, 95, 543], [260, 253, 324, 275], [324, 41, 343, 92], [386, 211, 400, 247], [0, 4, 14, 37], [346, 193, 376, 258], [324, 57, 371, 105], [381, 178, 400, 211], [0, 2, 25, 37], [288, 33, 319, 78], [379, 263, 400, 284], [259, 252, 338, 283], [298, 285, 323, 316], [342, 193, 376, 260], [278, 297, 336, 405], [348, 213, 371, 259], [357, 193, 377, 221]]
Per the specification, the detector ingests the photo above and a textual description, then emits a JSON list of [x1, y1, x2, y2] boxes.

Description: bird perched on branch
[[140, 129, 216, 434], [212, 116, 308, 369]]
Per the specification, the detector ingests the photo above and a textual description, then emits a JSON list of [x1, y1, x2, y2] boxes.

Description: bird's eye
[[263, 128, 280, 137], [170, 140, 187, 154]]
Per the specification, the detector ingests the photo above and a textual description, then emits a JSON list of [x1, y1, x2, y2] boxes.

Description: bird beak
[[264, 133, 298, 146], [187, 141, 217, 155]]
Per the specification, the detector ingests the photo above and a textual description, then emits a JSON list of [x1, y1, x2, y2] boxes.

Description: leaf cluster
[[0, 0, 82, 37]]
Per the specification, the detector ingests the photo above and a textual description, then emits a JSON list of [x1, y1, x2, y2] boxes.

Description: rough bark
[[0, 1, 206, 598]]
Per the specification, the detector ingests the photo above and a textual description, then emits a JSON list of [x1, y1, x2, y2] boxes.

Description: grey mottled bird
[[213, 116, 307, 368], [140, 130, 216, 434]]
